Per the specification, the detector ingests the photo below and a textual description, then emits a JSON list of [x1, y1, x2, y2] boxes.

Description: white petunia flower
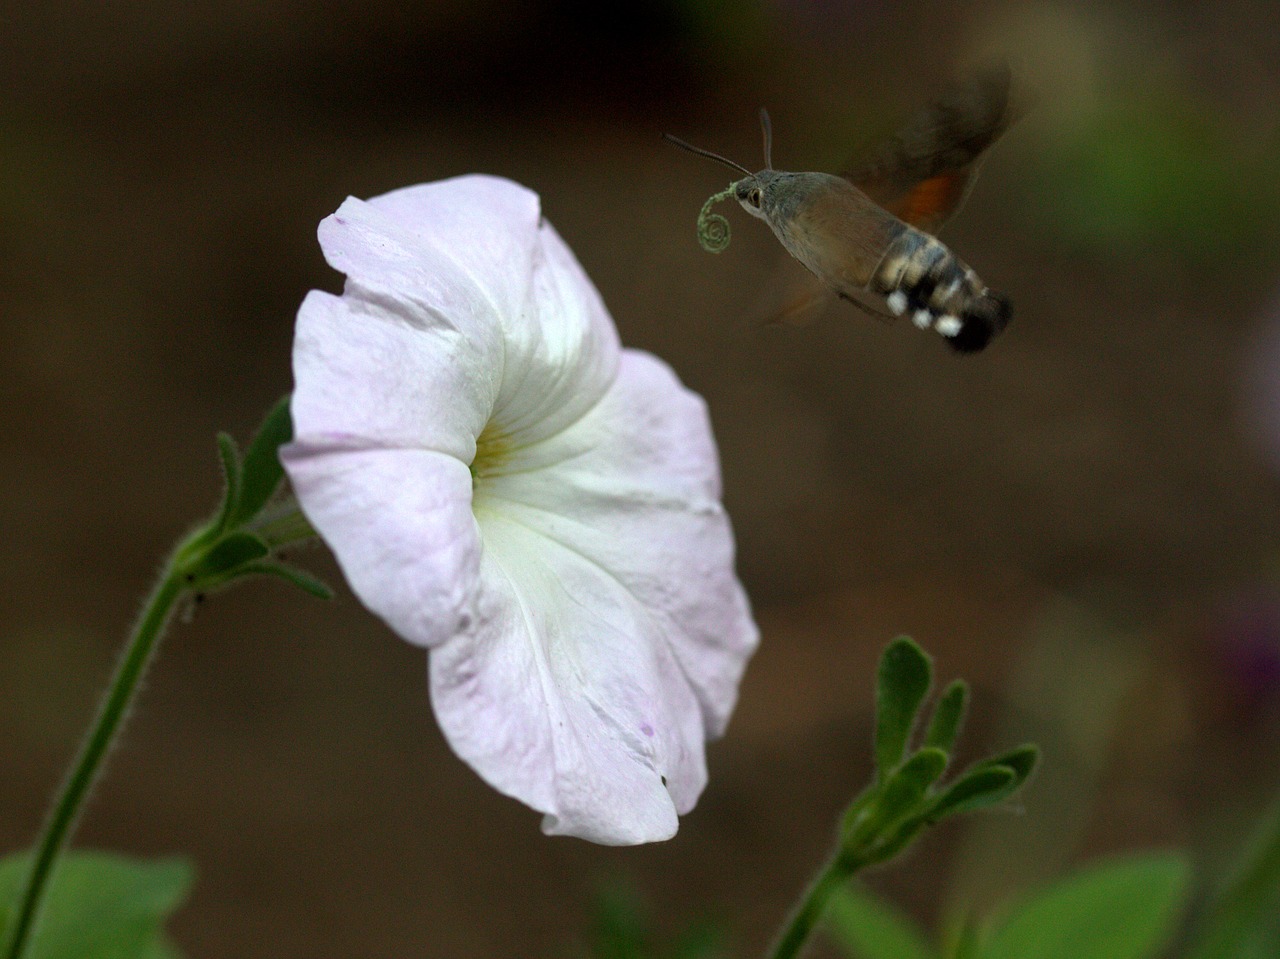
[[281, 175, 758, 845]]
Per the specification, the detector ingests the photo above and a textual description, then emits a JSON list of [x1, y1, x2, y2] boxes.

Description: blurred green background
[[3, 0, 1280, 955]]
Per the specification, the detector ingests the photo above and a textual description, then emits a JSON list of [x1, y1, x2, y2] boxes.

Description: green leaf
[[978, 745, 1039, 788], [880, 749, 949, 815], [212, 433, 243, 536], [875, 637, 933, 779], [138, 938, 186, 959], [588, 881, 651, 959], [981, 852, 1191, 959], [1187, 800, 1280, 959], [843, 749, 947, 865], [843, 750, 947, 845], [948, 918, 980, 959], [824, 883, 938, 959], [230, 395, 292, 527], [239, 562, 334, 599], [188, 531, 270, 580], [923, 681, 968, 755], [926, 766, 1017, 821], [668, 920, 727, 959], [0, 851, 193, 959]]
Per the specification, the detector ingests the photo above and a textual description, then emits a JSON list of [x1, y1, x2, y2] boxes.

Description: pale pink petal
[[477, 350, 759, 740], [285, 176, 758, 844], [289, 288, 498, 460], [325, 175, 540, 329], [430, 351, 758, 843], [300, 175, 618, 455], [430, 512, 702, 844], [281, 444, 480, 649]]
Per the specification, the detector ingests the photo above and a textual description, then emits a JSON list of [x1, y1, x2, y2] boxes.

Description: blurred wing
[[758, 267, 897, 329], [752, 259, 836, 328], [841, 63, 1018, 234], [760, 274, 893, 328]]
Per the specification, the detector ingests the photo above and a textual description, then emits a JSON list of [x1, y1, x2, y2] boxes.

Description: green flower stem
[[767, 851, 863, 959], [2, 557, 189, 959]]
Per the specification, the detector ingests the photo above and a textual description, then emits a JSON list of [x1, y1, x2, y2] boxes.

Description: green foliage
[[839, 638, 1038, 872], [922, 682, 968, 755], [770, 638, 1040, 959], [172, 395, 329, 599], [875, 638, 935, 782], [0, 852, 192, 959], [588, 883, 650, 959], [981, 853, 1191, 959], [583, 881, 726, 959], [186, 531, 270, 580], [1024, 82, 1280, 268], [1187, 801, 1280, 959], [822, 853, 1191, 959], [231, 395, 292, 528], [824, 884, 938, 959]]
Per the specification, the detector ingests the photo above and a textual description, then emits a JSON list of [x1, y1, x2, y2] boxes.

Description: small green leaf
[[880, 749, 948, 814], [923, 681, 968, 755], [861, 815, 929, 869], [240, 562, 334, 599], [948, 918, 980, 959], [926, 766, 1017, 821], [978, 745, 1039, 788], [231, 395, 292, 527], [189, 531, 270, 580], [981, 852, 1191, 959], [1187, 800, 1280, 959], [824, 883, 938, 959], [587, 880, 651, 959], [875, 637, 933, 779], [212, 433, 244, 536], [138, 938, 186, 959], [843, 749, 947, 853], [669, 920, 727, 959], [0, 851, 194, 959]]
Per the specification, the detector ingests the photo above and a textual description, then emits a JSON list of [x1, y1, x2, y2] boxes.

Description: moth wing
[[756, 269, 894, 328], [840, 63, 1018, 234], [749, 258, 836, 328]]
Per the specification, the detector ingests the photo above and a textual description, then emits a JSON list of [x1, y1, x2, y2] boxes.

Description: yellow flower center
[[470, 421, 513, 486]]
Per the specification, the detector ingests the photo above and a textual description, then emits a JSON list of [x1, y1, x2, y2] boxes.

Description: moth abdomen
[[949, 290, 1011, 353], [873, 228, 1009, 352]]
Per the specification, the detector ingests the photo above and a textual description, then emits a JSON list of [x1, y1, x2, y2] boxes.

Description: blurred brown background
[[4, 0, 1280, 955]]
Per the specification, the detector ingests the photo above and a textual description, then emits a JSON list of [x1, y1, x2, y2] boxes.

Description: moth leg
[[837, 285, 896, 326]]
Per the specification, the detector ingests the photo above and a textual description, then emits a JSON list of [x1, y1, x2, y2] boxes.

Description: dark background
[[3, 0, 1280, 955]]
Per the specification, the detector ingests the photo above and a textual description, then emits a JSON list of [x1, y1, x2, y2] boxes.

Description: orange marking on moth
[[896, 173, 965, 227]]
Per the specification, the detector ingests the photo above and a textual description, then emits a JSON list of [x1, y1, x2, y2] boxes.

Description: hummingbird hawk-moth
[[665, 65, 1019, 353]]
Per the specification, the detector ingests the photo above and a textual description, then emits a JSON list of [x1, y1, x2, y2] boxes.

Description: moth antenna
[[759, 107, 773, 170], [662, 133, 754, 177]]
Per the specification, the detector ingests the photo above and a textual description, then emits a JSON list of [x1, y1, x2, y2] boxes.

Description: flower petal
[[289, 288, 498, 460], [486, 215, 620, 447], [431, 350, 758, 843], [330, 174, 541, 327], [430, 512, 701, 844], [287, 176, 758, 844], [297, 175, 620, 458], [281, 444, 480, 648], [478, 350, 759, 739]]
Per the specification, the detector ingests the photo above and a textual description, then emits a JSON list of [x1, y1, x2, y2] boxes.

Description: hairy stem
[[766, 851, 861, 959], [2, 560, 187, 959]]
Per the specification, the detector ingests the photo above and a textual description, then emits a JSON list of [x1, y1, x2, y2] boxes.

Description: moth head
[[733, 177, 768, 220], [732, 172, 778, 221]]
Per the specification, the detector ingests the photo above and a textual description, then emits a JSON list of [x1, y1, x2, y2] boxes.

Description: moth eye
[[750, 189, 762, 207]]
